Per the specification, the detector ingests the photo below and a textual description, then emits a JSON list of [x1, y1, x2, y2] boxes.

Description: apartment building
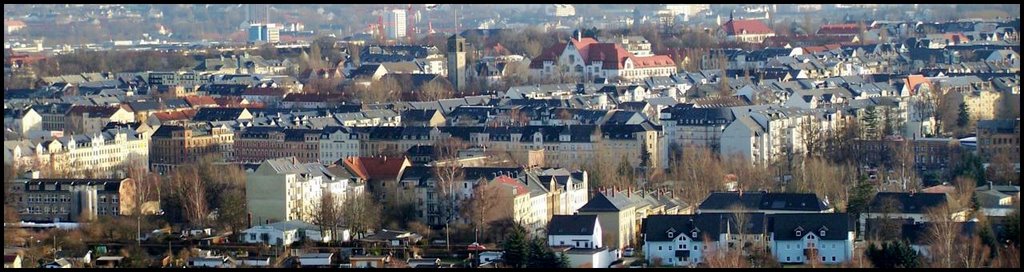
[[246, 157, 357, 223], [149, 123, 234, 174], [976, 119, 1020, 162], [233, 127, 322, 164], [11, 177, 136, 222]]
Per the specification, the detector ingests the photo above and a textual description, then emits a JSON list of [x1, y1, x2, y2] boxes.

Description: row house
[[319, 126, 361, 165], [10, 177, 137, 222], [8, 129, 149, 179], [642, 213, 853, 266], [246, 157, 363, 223], [695, 191, 833, 214], [149, 123, 234, 174], [233, 127, 322, 164]]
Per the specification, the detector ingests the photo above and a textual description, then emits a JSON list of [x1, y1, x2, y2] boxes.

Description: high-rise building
[[386, 9, 407, 40], [447, 34, 466, 92], [248, 23, 280, 44]]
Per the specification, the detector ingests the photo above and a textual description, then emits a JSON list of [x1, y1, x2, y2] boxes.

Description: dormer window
[[820, 230, 826, 237], [667, 231, 675, 238], [691, 231, 698, 238]]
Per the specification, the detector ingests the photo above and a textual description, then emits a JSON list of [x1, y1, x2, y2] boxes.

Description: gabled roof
[[722, 19, 774, 36], [578, 191, 640, 212], [767, 213, 852, 241], [547, 214, 599, 236], [342, 156, 409, 181]]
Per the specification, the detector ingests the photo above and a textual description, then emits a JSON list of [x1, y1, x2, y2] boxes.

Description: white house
[[187, 256, 235, 268], [768, 213, 854, 265], [319, 126, 361, 164], [547, 214, 603, 249], [241, 220, 347, 247], [641, 214, 718, 267]]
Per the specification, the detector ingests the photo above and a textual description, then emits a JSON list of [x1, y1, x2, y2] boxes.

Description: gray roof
[[547, 215, 599, 236]]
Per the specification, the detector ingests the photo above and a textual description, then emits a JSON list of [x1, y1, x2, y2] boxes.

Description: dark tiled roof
[[698, 192, 828, 212], [869, 192, 949, 214], [193, 108, 247, 122], [548, 215, 599, 236], [767, 213, 852, 241]]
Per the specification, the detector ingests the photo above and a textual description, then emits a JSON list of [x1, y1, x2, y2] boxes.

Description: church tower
[[447, 34, 467, 92]]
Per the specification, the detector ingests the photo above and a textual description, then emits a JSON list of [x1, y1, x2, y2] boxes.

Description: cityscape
[[2, 3, 1020, 268]]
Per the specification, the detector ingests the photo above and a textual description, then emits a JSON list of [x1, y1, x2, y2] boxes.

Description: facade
[[529, 37, 676, 83], [576, 191, 639, 250], [241, 220, 336, 246], [386, 9, 407, 40], [9, 129, 149, 178], [642, 213, 854, 266], [769, 213, 854, 265], [859, 192, 969, 236], [547, 214, 603, 249], [660, 105, 735, 153], [319, 126, 361, 164], [12, 178, 136, 222], [718, 17, 776, 43], [233, 127, 322, 164], [65, 105, 136, 135], [248, 23, 280, 43], [721, 107, 843, 166], [3, 107, 42, 136], [976, 119, 1020, 162], [246, 157, 354, 223], [149, 123, 235, 174]]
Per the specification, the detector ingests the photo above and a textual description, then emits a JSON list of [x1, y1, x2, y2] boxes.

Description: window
[[832, 256, 836, 262], [659, 246, 663, 250], [820, 230, 826, 236]]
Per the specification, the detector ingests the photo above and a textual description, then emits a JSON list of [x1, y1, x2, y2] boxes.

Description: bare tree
[[340, 191, 382, 240], [310, 192, 342, 245], [668, 146, 724, 206], [987, 151, 1018, 185], [924, 204, 961, 268], [170, 165, 208, 228], [417, 79, 454, 101], [433, 137, 466, 252], [462, 178, 507, 243]]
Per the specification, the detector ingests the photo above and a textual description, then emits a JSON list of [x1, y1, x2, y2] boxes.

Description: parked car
[[467, 242, 486, 251], [623, 248, 635, 257]]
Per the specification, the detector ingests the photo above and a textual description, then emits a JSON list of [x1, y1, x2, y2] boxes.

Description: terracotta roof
[[343, 157, 409, 181], [152, 109, 197, 121], [905, 75, 931, 95], [494, 175, 527, 196], [816, 24, 861, 36], [630, 55, 675, 68], [722, 19, 774, 36], [942, 33, 969, 44], [183, 95, 217, 107]]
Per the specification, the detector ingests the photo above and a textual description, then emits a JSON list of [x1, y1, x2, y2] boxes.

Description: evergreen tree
[[867, 240, 920, 268], [957, 102, 970, 128], [501, 225, 529, 268], [557, 252, 570, 268], [846, 177, 876, 217], [863, 106, 880, 139]]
